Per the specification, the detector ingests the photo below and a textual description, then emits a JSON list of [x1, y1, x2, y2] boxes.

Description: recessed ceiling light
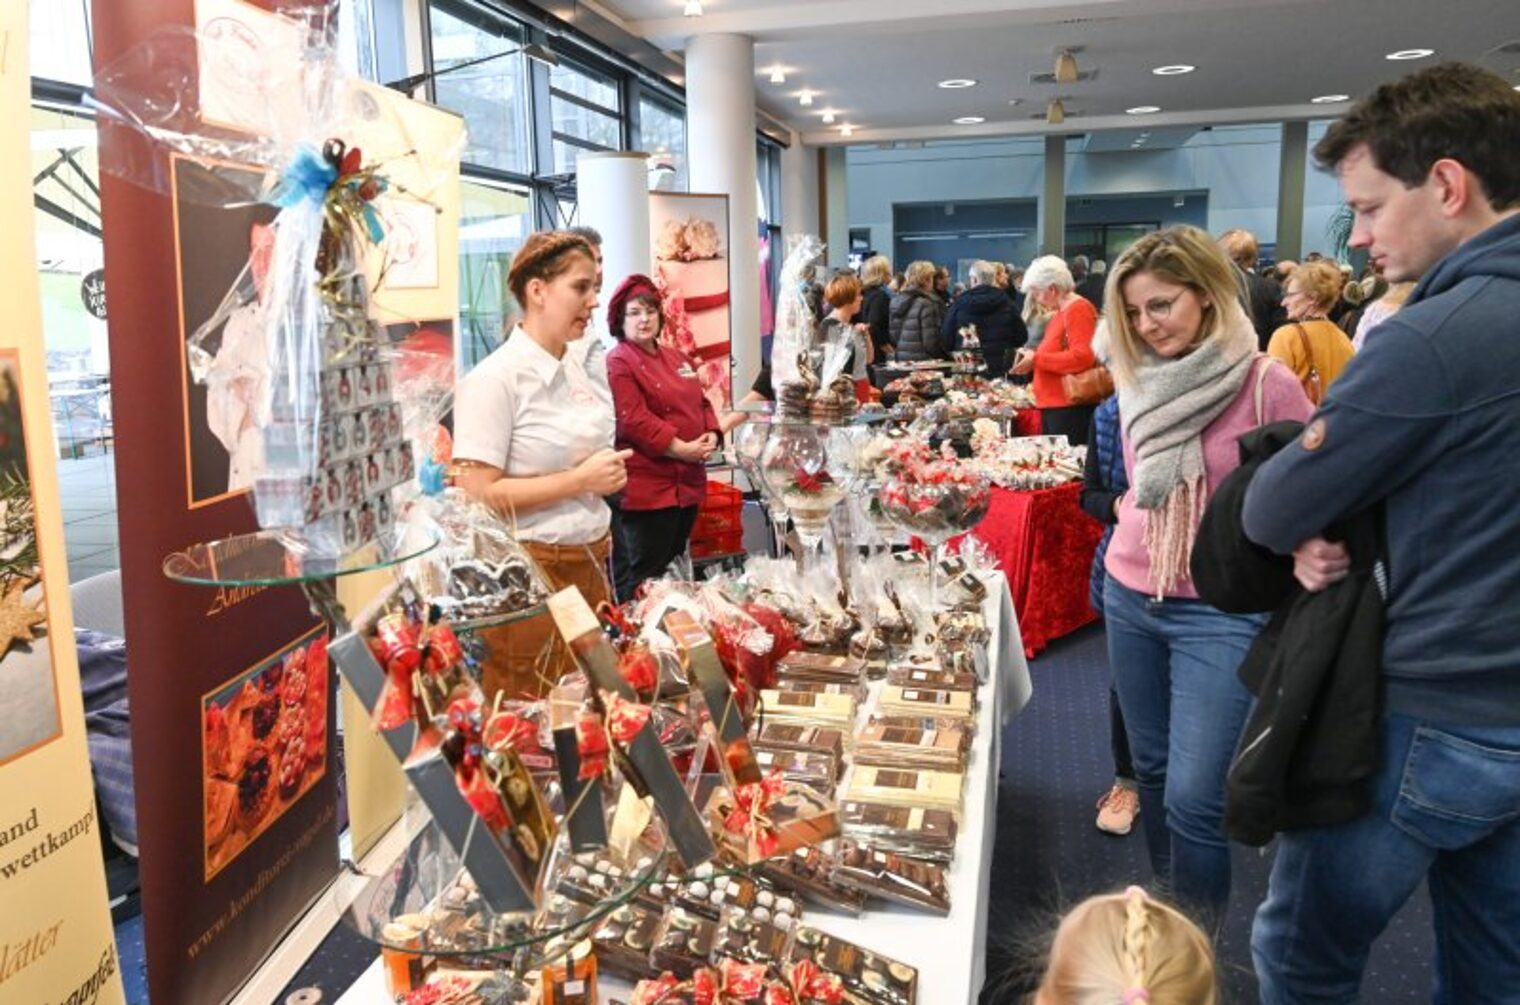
[[768, 66, 786, 84], [1152, 64, 1195, 75], [799, 90, 814, 106], [683, 0, 703, 16], [938, 78, 977, 89], [841, 124, 855, 137], [821, 110, 836, 124], [1311, 94, 1350, 104], [1515, 84, 1520, 91], [953, 116, 986, 125], [1007, 98, 1022, 106], [1126, 105, 1161, 115], [1386, 48, 1435, 60]]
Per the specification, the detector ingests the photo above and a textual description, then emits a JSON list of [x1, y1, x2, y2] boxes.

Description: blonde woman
[[1101, 226, 1312, 929], [889, 260, 948, 361], [1036, 886, 1216, 1005], [1269, 260, 1355, 402], [857, 254, 894, 358]]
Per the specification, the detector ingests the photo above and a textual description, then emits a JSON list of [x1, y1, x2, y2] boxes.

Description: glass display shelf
[[335, 808, 673, 964], [162, 524, 439, 589]]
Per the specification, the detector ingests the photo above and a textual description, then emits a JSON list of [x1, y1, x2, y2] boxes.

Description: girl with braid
[[1036, 886, 1216, 1005]]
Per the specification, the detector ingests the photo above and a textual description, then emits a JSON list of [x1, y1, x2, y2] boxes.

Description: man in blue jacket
[[1241, 63, 1520, 1003]]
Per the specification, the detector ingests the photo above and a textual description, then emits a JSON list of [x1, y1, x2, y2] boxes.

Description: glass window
[[29, 0, 93, 86], [637, 96, 686, 192], [457, 178, 533, 370], [549, 59, 620, 175], [428, 1, 532, 175]]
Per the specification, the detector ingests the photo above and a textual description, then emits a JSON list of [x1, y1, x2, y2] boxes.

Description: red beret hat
[[606, 273, 662, 338]]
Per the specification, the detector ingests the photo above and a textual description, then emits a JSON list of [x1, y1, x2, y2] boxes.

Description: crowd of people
[[445, 60, 1519, 1003]]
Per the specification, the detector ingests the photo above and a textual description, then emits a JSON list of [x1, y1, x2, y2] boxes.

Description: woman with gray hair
[[1011, 254, 1102, 443]]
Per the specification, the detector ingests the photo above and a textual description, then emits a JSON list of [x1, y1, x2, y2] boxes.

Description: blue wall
[[849, 123, 1345, 267]]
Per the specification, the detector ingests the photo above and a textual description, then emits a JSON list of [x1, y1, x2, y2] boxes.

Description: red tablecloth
[[956, 481, 1102, 658], [1013, 408, 1042, 437]]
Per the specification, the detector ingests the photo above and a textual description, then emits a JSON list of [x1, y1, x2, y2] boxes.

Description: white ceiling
[[595, 0, 1520, 145]]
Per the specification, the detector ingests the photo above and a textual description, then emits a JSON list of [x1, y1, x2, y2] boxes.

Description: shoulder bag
[[1057, 324, 1114, 406], [1292, 322, 1324, 405]]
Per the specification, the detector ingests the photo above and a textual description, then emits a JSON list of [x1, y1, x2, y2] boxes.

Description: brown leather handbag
[[1292, 322, 1324, 405], [1057, 329, 1115, 405]]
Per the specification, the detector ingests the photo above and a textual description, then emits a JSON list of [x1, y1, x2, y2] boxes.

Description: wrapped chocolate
[[758, 845, 867, 916], [844, 765, 965, 818], [789, 927, 919, 1005], [752, 748, 837, 796], [649, 907, 719, 979], [830, 840, 951, 916], [839, 801, 957, 863], [706, 775, 840, 865], [877, 684, 975, 720], [751, 723, 845, 775], [776, 652, 868, 687], [407, 490, 551, 628], [661, 610, 762, 788], [885, 664, 978, 694], [591, 902, 662, 981], [712, 907, 794, 967], [759, 689, 856, 728], [853, 720, 968, 773]]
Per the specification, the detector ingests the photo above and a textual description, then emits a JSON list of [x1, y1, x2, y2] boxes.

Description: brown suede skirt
[[478, 534, 612, 704]]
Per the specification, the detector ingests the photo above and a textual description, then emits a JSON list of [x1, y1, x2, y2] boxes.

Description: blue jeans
[[1103, 577, 1260, 926], [1253, 713, 1520, 1004]]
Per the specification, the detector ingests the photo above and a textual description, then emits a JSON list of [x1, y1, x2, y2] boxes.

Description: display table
[[958, 482, 1103, 658], [336, 574, 1032, 1005]]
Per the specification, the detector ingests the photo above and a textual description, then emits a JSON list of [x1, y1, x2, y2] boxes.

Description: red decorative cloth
[[1013, 407, 1042, 437], [954, 482, 1103, 657]]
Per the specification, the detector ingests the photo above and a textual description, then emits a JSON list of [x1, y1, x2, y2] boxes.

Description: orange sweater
[[1033, 297, 1099, 408], [1267, 319, 1355, 398]]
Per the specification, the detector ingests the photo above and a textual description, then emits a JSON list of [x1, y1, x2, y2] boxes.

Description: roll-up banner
[[0, 5, 128, 1004]]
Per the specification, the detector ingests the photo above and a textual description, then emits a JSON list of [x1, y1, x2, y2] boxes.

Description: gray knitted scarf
[[1117, 308, 1258, 595]]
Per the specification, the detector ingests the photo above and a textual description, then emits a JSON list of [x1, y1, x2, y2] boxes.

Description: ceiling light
[[840, 124, 855, 137], [821, 110, 836, 124], [1138, 131, 1150, 138], [1515, 84, 1520, 91], [1007, 98, 1022, 106], [938, 78, 977, 89], [1054, 50, 1079, 84], [1386, 48, 1435, 60], [1046, 99, 1066, 125], [799, 90, 814, 106], [768, 66, 786, 84], [1126, 105, 1161, 115], [683, 0, 703, 16], [953, 116, 986, 125], [1152, 64, 1195, 75], [1311, 94, 1350, 104]]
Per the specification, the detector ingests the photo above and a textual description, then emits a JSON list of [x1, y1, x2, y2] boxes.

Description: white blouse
[[453, 326, 616, 544]]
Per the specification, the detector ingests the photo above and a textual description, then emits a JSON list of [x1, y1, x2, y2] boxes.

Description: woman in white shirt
[[453, 231, 631, 700]]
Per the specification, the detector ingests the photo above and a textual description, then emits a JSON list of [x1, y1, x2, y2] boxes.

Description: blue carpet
[[979, 622, 1435, 1003]]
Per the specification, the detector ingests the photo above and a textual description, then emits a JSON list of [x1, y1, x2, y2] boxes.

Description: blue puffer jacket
[[1080, 395, 1126, 613]]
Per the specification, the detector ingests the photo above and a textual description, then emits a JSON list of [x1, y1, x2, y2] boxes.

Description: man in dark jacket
[[940, 260, 1028, 376], [1239, 64, 1520, 1004], [1218, 228, 1287, 349], [1076, 259, 1107, 312]]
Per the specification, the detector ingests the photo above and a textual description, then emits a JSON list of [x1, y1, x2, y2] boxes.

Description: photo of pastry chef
[[452, 231, 630, 702]]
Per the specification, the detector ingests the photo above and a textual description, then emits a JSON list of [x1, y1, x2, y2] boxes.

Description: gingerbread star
[[0, 578, 46, 656]]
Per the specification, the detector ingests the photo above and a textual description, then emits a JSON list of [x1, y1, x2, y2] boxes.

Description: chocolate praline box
[[838, 800, 958, 863], [830, 838, 951, 916]]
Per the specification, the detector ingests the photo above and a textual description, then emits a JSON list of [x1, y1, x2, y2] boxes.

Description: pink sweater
[[1105, 356, 1315, 600]]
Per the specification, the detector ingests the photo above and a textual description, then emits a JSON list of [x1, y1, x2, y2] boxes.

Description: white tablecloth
[[338, 574, 1031, 1004]]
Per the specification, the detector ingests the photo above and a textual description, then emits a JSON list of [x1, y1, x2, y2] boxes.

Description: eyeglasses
[[1124, 292, 1184, 325], [624, 306, 660, 319]]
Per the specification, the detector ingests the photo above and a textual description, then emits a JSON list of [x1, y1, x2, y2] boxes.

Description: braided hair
[[506, 231, 596, 307]]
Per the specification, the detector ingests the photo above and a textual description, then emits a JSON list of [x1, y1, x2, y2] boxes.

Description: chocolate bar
[[662, 610, 762, 787], [775, 652, 868, 686], [790, 926, 919, 1005], [839, 801, 957, 863], [706, 783, 840, 864], [769, 678, 867, 704], [877, 684, 975, 719], [676, 871, 770, 920], [853, 721, 968, 772], [759, 689, 856, 728], [867, 714, 974, 753], [751, 748, 837, 795], [831, 839, 951, 915], [750, 723, 845, 776], [885, 663, 978, 693], [844, 765, 964, 817], [757, 845, 867, 916]]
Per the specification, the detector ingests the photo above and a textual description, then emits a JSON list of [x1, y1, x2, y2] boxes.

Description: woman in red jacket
[[1012, 255, 1101, 444], [605, 274, 720, 601]]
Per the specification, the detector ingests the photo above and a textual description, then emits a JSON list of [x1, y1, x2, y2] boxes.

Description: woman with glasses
[[1010, 255, 1101, 443], [604, 274, 720, 601], [1101, 226, 1313, 931], [1269, 260, 1356, 404]]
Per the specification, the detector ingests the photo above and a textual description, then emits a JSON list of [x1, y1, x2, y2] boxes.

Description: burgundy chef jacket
[[606, 340, 720, 511]]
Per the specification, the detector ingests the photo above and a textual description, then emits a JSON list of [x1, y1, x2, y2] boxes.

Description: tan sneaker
[[1095, 784, 1140, 835]]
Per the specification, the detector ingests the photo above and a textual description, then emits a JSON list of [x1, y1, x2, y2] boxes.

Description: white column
[[781, 130, 819, 251], [823, 146, 848, 269], [685, 32, 761, 395], [577, 151, 652, 292]]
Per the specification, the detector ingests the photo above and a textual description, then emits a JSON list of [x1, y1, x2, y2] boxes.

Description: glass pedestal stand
[[162, 527, 671, 980]]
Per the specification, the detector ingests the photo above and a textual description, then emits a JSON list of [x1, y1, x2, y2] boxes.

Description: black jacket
[[941, 283, 1028, 375], [857, 282, 893, 355], [1191, 421, 1385, 847], [890, 287, 948, 361], [1237, 266, 1288, 350], [1076, 273, 1106, 313]]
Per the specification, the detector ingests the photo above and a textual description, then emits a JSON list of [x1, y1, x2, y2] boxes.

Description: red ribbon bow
[[786, 961, 845, 1004], [445, 697, 511, 832], [574, 693, 653, 782], [723, 770, 787, 860], [370, 613, 421, 730]]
